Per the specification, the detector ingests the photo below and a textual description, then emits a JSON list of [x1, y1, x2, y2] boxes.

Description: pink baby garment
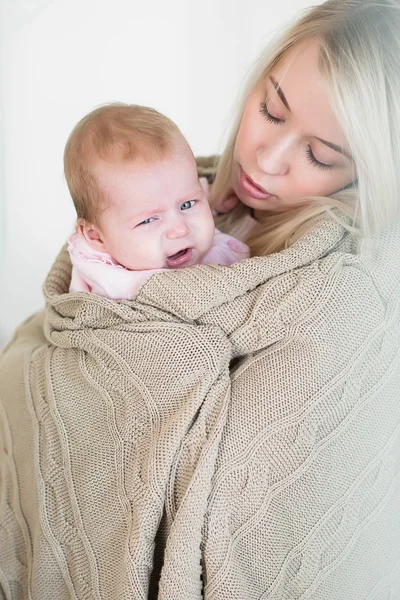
[[68, 228, 249, 299]]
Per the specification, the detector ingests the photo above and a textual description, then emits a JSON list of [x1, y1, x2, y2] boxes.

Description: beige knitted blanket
[[1, 211, 400, 599]]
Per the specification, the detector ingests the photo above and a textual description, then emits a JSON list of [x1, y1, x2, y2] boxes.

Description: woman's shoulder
[[196, 155, 219, 184]]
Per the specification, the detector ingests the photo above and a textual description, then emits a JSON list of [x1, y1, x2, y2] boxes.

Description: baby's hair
[[64, 103, 186, 224]]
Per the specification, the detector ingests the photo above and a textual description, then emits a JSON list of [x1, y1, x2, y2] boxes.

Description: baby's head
[[64, 104, 215, 270]]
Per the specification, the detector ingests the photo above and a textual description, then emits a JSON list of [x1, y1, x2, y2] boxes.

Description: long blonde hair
[[210, 0, 400, 256]]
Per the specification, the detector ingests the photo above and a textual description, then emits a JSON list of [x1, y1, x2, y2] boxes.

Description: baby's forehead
[[98, 155, 203, 216], [95, 140, 196, 176]]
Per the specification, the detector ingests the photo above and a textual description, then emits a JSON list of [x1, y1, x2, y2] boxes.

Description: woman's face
[[232, 38, 355, 213]]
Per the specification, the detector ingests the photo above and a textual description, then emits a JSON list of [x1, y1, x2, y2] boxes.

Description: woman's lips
[[166, 247, 193, 268], [239, 168, 272, 200]]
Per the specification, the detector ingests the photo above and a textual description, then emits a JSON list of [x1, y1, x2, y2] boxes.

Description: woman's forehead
[[266, 40, 327, 110]]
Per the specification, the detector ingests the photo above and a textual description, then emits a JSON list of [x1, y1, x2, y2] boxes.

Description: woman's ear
[[78, 219, 107, 252]]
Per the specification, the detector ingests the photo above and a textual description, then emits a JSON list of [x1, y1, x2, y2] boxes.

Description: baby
[[65, 104, 249, 299]]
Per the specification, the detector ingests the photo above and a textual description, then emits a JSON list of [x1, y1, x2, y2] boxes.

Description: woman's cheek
[[293, 163, 328, 198]]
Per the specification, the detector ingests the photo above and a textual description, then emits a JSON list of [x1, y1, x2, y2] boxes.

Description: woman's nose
[[166, 218, 189, 240], [256, 136, 291, 176]]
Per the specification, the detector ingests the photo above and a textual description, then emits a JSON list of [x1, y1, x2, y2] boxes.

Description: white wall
[[0, 0, 320, 346]]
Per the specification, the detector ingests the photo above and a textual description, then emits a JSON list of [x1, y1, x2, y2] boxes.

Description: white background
[[0, 0, 321, 346]]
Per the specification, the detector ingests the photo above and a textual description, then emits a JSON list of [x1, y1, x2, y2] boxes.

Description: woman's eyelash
[[306, 146, 333, 170], [259, 101, 282, 125], [259, 100, 333, 171]]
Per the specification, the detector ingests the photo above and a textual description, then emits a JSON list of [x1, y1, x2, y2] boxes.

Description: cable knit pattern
[[0, 210, 399, 599]]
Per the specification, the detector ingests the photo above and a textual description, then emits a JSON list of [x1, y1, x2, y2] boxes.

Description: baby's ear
[[213, 193, 239, 214], [199, 176, 210, 196], [78, 219, 106, 252]]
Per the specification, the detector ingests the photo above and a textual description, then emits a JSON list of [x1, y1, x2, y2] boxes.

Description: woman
[[1, 0, 399, 598]]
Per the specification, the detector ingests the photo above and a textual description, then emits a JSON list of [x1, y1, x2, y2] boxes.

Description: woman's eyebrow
[[315, 137, 352, 160], [269, 76, 291, 112], [269, 75, 352, 160]]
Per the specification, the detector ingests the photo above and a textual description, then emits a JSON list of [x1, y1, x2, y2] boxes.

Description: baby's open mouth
[[166, 247, 193, 268]]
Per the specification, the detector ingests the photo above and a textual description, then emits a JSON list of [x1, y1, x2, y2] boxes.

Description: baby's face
[[94, 147, 215, 270]]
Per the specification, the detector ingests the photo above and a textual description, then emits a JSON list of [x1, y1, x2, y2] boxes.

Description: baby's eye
[[137, 217, 155, 226], [180, 200, 196, 211]]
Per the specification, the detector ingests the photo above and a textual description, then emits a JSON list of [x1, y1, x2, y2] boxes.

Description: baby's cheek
[[123, 243, 151, 270], [206, 216, 217, 248]]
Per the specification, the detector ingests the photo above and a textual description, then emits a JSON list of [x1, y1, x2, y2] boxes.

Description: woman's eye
[[259, 101, 283, 125], [306, 146, 333, 171], [137, 217, 155, 226], [180, 200, 196, 211]]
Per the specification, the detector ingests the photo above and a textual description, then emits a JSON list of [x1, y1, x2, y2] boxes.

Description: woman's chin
[[237, 191, 280, 212]]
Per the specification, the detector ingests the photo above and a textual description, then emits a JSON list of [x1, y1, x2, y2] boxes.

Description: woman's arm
[[139, 216, 400, 599], [196, 251, 400, 599]]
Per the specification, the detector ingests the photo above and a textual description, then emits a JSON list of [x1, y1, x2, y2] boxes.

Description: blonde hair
[[64, 103, 185, 224], [211, 0, 400, 256]]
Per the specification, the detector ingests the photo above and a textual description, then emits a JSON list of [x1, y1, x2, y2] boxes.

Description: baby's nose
[[166, 220, 189, 240]]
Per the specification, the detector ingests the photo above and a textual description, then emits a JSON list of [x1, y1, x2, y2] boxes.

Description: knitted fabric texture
[[1, 210, 400, 599]]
